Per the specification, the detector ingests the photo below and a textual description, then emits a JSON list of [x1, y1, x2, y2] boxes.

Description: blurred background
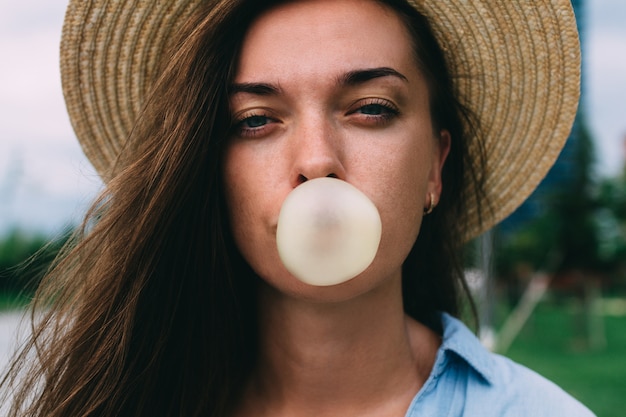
[[1, 1, 625, 415]]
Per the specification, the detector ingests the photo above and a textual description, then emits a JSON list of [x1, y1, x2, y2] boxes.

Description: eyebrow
[[229, 67, 408, 97], [339, 67, 408, 86], [229, 82, 281, 96]]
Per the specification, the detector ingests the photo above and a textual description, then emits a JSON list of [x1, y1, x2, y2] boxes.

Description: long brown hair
[[1, 0, 485, 415]]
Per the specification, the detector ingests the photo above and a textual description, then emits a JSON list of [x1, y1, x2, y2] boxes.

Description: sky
[[0, 0, 625, 236]]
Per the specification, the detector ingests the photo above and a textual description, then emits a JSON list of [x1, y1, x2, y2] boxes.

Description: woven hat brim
[[409, 1, 581, 239], [60, 0, 580, 240]]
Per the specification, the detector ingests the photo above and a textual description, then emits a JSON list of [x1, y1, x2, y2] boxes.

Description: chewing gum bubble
[[276, 177, 382, 286]]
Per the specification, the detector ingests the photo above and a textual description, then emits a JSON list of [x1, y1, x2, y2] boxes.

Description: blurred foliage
[[550, 116, 600, 272], [494, 117, 626, 296], [0, 228, 71, 306], [596, 175, 626, 264]]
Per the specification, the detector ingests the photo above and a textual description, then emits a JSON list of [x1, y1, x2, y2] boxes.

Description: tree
[[0, 229, 71, 302]]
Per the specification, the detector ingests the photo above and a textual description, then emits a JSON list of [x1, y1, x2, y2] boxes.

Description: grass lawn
[[504, 301, 626, 417]]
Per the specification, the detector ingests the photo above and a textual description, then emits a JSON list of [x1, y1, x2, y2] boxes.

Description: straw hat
[[60, 0, 580, 240]]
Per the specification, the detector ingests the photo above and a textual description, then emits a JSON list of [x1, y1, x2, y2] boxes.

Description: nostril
[[296, 173, 338, 186]]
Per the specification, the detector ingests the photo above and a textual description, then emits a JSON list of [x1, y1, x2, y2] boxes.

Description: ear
[[427, 129, 451, 204]]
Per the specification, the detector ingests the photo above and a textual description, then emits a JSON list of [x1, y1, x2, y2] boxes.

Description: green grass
[[505, 302, 626, 417]]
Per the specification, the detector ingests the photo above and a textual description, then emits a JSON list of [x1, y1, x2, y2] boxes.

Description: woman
[[2, 0, 591, 416]]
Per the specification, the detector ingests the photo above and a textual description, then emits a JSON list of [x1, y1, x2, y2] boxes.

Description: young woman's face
[[223, 0, 449, 300]]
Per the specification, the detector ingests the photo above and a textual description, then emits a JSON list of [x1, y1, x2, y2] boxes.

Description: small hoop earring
[[423, 193, 435, 215]]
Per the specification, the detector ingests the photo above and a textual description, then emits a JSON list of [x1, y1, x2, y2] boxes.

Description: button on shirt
[[405, 313, 596, 416]]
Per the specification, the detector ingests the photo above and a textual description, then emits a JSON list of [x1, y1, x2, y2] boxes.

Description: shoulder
[[408, 313, 595, 417], [470, 353, 596, 416]]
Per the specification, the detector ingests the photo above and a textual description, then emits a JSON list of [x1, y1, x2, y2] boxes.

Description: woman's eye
[[242, 115, 270, 128], [350, 99, 399, 124], [358, 104, 388, 115], [233, 113, 277, 137]]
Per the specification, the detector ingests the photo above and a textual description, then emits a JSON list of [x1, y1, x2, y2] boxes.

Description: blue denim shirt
[[405, 313, 596, 416]]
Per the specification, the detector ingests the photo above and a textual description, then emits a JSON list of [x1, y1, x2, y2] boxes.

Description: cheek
[[368, 138, 433, 266], [222, 144, 286, 276], [222, 146, 258, 248], [376, 177, 423, 265]]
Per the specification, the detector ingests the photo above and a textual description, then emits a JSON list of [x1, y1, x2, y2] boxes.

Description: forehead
[[235, 0, 417, 83]]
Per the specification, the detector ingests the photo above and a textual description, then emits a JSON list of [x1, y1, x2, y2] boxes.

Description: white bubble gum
[[276, 177, 382, 286]]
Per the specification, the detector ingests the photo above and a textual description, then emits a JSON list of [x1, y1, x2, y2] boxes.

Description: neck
[[239, 275, 441, 417]]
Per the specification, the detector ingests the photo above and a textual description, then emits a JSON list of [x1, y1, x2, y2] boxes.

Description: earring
[[423, 193, 435, 215]]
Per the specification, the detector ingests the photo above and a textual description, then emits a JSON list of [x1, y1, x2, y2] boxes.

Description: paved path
[[0, 310, 29, 371], [0, 311, 29, 413]]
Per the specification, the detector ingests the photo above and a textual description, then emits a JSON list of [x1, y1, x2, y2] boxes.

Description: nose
[[290, 117, 346, 187]]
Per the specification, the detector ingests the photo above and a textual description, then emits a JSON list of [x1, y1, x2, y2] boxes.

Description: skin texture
[[223, 0, 450, 415]]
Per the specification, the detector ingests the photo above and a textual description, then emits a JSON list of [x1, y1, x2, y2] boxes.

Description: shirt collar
[[435, 312, 497, 385]]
